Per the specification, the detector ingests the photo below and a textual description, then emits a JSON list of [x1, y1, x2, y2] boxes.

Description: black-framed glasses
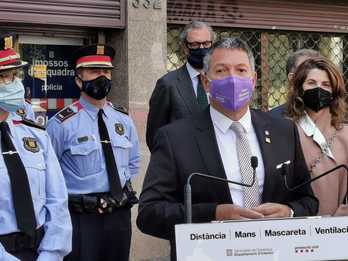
[[185, 41, 212, 49]]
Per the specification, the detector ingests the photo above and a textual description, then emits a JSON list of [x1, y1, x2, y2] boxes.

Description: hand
[[253, 203, 292, 218], [215, 204, 264, 221], [334, 204, 348, 216]]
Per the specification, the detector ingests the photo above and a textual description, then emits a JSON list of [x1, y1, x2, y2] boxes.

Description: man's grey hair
[[179, 21, 215, 45], [286, 49, 320, 74], [203, 37, 256, 73]]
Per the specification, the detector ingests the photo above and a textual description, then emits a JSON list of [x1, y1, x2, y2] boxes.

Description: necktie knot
[[98, 109, 104, 118], [230, 122, 245, 137]]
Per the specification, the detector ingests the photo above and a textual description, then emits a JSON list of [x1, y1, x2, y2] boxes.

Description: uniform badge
[[4, 36, 13, 49], [23, 137, 39, 153], [115, 123, 124, 135], [16, 108, 26, 118], [97, 45, 105, 55]]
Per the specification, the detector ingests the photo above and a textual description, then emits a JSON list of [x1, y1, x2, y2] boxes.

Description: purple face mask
[[210, 75, 253, 111]]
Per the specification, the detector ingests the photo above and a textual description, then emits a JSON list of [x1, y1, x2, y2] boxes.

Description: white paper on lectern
[[175, 216, 348, 261]]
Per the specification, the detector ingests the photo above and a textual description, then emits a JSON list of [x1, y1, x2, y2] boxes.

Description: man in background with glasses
[[146, 21, 214, 152]]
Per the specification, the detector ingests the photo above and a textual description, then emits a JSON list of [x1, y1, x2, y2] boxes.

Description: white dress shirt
[[210, 107, 265, 207]]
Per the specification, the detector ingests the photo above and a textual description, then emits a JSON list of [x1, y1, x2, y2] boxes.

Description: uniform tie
[[98, 109, 123, 201], [231, 122, 260, 208], [0, 121, 36, 235], [196, 75, 208, 110]]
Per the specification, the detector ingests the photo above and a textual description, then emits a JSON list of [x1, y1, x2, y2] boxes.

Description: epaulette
[[55, 102, 82, 123], [108, 101, 128, 115], [20, 118, 45, 130]]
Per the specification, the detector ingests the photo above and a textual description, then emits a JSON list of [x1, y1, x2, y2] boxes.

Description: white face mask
[[0, 77, 25, 112]]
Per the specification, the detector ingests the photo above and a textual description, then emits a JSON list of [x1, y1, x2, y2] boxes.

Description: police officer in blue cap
[[46, 44, 140, 261], [0, 35, 72, 260]]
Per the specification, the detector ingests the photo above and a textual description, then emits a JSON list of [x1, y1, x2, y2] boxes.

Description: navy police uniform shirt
[[0, 114, 72, 261], [46, 97, 141, 195]]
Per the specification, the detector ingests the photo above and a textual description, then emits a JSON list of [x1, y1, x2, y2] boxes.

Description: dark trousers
[[64, 207, 131, 261]]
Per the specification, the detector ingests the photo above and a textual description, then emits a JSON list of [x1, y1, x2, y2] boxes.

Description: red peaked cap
[[0, 34, 28, 71], [73, 44, 115, 69]]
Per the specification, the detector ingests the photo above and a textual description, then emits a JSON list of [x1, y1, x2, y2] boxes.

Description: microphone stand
[[282, 163, 348, 204], [184, 156, 258, 223]]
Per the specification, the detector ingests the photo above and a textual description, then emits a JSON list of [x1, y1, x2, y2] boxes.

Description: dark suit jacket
[[269, 103, 287, 118], [146, 64, 201, 151], [137, 107, 318, 259]]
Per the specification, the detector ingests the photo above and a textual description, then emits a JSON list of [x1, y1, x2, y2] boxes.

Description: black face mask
[[187, 48, 210, 69], [302, 87, 333, 112], [80, 75, 112, 100]]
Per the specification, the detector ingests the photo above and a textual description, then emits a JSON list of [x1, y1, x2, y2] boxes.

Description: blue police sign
[[20, 44, 81, 123]]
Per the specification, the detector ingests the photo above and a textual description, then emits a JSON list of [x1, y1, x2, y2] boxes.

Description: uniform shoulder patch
[[55, 101, 82, 123], [108, 101, 128, 115], [16, 108, 27, 118], [21, 118, 45, 130]]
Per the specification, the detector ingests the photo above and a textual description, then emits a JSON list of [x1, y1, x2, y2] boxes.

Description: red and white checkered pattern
[[29, 98, 78, 111]]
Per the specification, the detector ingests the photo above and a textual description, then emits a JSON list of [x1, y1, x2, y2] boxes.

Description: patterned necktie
[[230, 122, 260, 208], [0, 121, 36, 235], [196, 75, 208, 110], [98, 109, 123, 201]]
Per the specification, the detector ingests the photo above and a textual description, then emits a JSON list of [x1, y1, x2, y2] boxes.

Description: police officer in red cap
[[47, 44, 140, 261], [0, 34, 72, 261], [0, 34, 35, 121]]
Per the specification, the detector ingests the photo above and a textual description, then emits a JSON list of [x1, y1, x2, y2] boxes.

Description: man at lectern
[[137, 37, 318, 261]]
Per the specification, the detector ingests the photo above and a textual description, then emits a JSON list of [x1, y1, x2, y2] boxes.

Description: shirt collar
[[186, 62, 200, 80], [298, 112, 335, 160], [79, 96, 109, 120], [210, 106, 252, 134], [298, 111, 316, 136]]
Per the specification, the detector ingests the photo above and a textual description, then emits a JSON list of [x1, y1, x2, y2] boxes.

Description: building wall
[[129, 0, 170, 259]]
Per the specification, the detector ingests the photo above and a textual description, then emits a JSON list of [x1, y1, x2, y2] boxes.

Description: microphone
[[279, 162, 348, 204], [184, 156, 258, 223]]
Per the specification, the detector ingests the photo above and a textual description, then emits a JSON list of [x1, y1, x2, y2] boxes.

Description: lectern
[[175, 216, 348, 260]]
